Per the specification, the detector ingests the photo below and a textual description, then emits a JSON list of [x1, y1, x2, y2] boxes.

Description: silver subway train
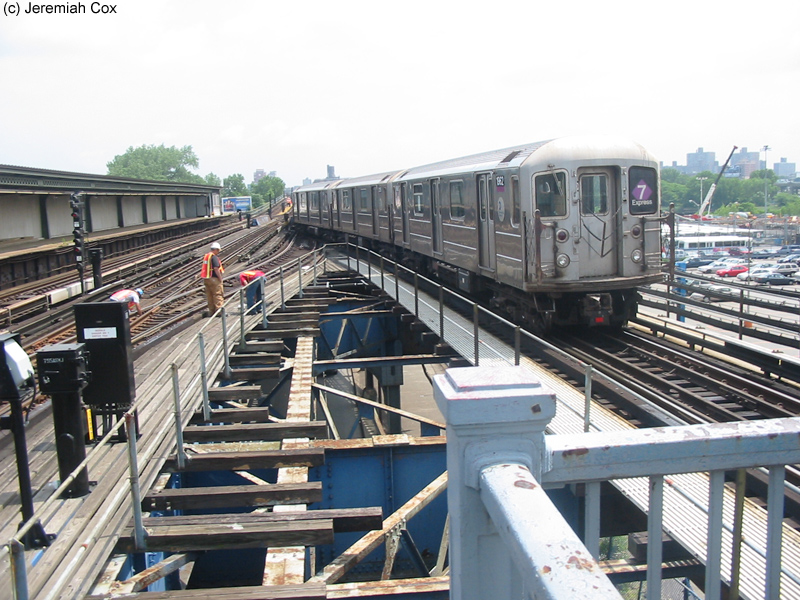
[[292, 136, 664, 331]]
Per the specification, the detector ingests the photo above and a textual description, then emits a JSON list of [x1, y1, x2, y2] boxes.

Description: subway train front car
[[292, 136, 664, 332]]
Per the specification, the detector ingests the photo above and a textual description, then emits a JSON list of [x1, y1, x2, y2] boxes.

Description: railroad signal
[[69, 192, 86, 277]]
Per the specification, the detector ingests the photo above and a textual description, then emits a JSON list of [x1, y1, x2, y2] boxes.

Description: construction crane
[[693, 145, 737, 219]]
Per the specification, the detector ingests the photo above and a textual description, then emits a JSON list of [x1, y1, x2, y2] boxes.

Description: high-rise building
[[729, 147, 761, 179], [686, 148, 718, 174], [253, 169, 267, 184], [774, 158, 796, 178]]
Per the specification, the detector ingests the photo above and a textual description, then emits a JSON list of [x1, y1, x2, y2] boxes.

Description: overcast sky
[[1, 0, 799, 187]]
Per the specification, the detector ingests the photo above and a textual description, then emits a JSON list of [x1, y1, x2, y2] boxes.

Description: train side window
[[628, 166, 658, 215], [379, 188, 387, 214], [311, 192, 319, 210], [342, 189, 351, 211], [510, 176, 520, 228], [413, 184, 424, 216], [299, 193, 307, 211], [580, 175, 608, 215], [534, 172, 566, 218], [449, 180, 465, 219], [359, 189, 369, 212]]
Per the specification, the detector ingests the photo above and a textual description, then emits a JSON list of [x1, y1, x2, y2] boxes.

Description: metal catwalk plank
[[332, 252, 800, 600]]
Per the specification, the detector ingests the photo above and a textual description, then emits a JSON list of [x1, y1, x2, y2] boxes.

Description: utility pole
[[762, 145, 771, 216]]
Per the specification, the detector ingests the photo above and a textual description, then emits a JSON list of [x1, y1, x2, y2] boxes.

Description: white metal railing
[[434, 365, 800, 600]]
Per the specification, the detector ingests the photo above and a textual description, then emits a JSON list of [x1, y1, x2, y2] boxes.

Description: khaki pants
[[204, 277, 224, 315]]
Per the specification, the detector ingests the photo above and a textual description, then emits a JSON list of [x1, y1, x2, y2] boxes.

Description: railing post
[[125, 413, 146, 551], [433, 366, 619, 599], [238, 288, 246, 351], [298, 257, 304, 299], [221, 307, 231, 379], [10, 538, 28, 600], [198, 333, 210, 422], [473, 303, 479, 366], [584, 364, 593, 432], [280, 265, 286, 310], [414, 272, 419, 316], [313, 249, 318, 286], [171, 363, 186, 471], [646, 475, 664, 599], [394, 262, 399, 301], [514, 326, 521, 366], [380, 255, 385, 291], [260, 276, 268, 330], [439, 287, 444, 340]]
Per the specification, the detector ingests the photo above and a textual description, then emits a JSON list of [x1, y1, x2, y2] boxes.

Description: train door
[[477, 173, 496, 270], [332, 190, 339, 228], [321, 192, 328, 224], [431, 178, 442, 254], [401, 183, 410, 245], [371, 186, 379, 236], [577, 167, 617, 276]]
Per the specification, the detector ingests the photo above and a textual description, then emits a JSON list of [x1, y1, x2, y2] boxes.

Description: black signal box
[[73, 302, 135, 407], [36, 343, 89, 395]]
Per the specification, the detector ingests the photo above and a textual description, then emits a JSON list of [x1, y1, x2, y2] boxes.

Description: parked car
[[737, 268, 773, 282], [751, 247, 780, 258], [771, 263, 799, 276], [777, 253, 800, 264], [682, 256, 716, 269], [697, 259, 740, 274], [753, 272, 796, 286], [716, 265, 748, 277], [689, 285, 734, 302]]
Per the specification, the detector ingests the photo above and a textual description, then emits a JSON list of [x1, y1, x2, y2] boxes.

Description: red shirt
[[239, 270, 265, 286]]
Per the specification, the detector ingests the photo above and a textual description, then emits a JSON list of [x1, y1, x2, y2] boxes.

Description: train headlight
[[556, 228, 569, 243], [556, 253, 571, 268], [631, 249, 644, 263], [630, 224, 642, 238]]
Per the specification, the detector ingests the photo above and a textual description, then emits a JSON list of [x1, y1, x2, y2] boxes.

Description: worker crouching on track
[[239, 269, 265, 314], [201, 242, 225, 316], [110, 288, 144, 317]]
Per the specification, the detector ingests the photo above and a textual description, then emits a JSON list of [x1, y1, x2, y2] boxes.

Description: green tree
[[204, 172, 222, 187], [107, 144, 205, 183], [223, 174, 248, 198], [250, 175, 286, 208]]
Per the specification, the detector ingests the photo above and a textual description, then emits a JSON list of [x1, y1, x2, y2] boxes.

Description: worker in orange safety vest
[[201, 242, 224, 315]]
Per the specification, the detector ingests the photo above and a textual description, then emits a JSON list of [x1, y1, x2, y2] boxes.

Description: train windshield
[[535, 172, 567, 217], [580, 175, 608, 214]]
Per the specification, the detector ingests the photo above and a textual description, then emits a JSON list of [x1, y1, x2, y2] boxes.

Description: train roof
[[396, 141, 551, 181], [529, 136, 658, 167], [293, 170, 402, 193], [293, 136, 657, 193]]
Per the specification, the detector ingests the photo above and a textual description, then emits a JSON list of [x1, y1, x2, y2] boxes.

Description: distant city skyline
[[663, 146, 796, 180]]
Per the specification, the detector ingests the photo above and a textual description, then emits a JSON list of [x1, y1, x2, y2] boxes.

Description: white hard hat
[[210, 242, 221, 250], [135, 288, 144, 296]]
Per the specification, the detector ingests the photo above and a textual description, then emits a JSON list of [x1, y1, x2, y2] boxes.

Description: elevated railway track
[[2, 238, 800, 598]]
